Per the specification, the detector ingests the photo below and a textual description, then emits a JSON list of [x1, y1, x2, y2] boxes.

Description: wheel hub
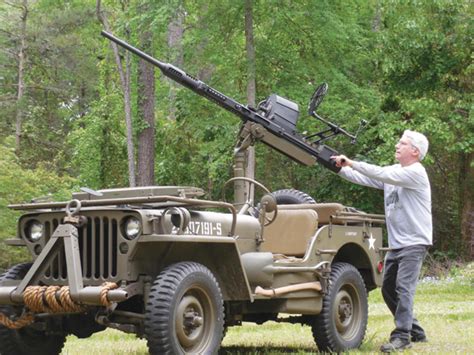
[[334, 289, 356, 335], [176, 295, 205, 348], [184, 310, 203, 330], [338, 299, 353, 322]]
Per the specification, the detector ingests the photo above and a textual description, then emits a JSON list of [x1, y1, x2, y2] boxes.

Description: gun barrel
[[101, 31, 167, 70], [101, 31, 341, 173], [101, 31, 253, 121]]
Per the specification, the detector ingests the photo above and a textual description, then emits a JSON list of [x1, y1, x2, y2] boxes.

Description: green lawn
[[61, 263, 474, 354]]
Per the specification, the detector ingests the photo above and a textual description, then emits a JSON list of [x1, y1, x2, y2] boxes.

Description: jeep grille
[[41, 216, 119, 282]]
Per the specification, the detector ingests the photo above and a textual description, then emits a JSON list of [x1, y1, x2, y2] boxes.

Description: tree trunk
[[136, 29, 155, 187], [15, 0, 28, 155], [459, 152, 474, 259], [244, 0, 256, 199], [372, 0, 382, 32], [195, 2, 214, 82], [167, 4, 185, 120], [96, 0, 136, 187]]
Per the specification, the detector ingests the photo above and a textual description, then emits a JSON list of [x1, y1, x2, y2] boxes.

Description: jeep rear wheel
[[144, 262, 224, 355], [311, 262, 368, 352], [0, 263, 67, 355]]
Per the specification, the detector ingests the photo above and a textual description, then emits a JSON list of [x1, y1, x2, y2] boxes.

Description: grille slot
[[43, 216, 118, 281]]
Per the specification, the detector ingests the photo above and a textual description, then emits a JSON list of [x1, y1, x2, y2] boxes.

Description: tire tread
[[145, 262, 224, 355], [312, 262, 368, 352], [271, 189, 316, 204]]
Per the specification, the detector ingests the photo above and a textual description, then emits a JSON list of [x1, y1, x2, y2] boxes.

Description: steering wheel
[[222, 177, 278, 225], [308, 82, 328, 116]]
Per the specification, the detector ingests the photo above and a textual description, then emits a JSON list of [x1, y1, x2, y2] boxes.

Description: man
[[332, 130, 432, 352]]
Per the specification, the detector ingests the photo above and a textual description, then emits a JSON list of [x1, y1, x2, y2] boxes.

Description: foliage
[[374, 0, 473, 255], [0, 137, 76, 269], [0, 0, 101, 171], [0, 0, 472, 266], [67, 64, 129, 188]]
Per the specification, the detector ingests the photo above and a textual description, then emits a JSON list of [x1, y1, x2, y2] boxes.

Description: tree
[[96, 0, 136, 187], [244, 0, 256, 200], [1, 0, 103, 171], [13, 0, 28, 154], [375, 0, 473, 257], [0, 1, 28, 154], [136, 3, 155, 186], [0, 0, 472, 264], [166, 1, 185, 121], [0, 137, 76, 268]]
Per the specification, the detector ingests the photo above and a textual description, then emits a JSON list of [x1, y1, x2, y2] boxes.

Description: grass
[[61, 263, 474, 354]]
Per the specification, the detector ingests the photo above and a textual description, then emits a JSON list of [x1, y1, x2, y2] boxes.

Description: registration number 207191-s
[[172, 221, 223, 236]]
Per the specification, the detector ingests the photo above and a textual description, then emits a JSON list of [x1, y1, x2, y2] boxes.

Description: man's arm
[[351, 161, 427, 189], [339, 166, 385, 190], [332, 154, 427, 189], [332, 155, 384, 189]]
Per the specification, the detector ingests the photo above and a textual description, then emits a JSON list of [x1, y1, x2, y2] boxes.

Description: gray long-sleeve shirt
[[339, 161, 432, 249]]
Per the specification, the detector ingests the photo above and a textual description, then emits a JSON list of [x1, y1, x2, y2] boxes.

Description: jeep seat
[[312, 203, 345, 224], [260, 204, 319, 257], [273, 203, 346, 224]]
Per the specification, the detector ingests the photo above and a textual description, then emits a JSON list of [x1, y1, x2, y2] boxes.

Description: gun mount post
[[233, 151, 247, 207]]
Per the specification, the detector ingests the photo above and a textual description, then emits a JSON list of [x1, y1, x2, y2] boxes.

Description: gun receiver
[[101, 31, 352, 173]]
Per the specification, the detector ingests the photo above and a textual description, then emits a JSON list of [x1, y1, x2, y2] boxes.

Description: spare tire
[[251, 189, 316, 218], [271, 189, 316, 204]]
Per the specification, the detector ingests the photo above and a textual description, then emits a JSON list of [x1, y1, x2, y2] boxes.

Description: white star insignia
[[368, 233, 376, 250]]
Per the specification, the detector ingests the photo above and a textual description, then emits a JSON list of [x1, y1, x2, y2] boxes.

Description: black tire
[[271, 189, 316, 204], [252, 189, 316, 218], [0, 263, 67, 355], [144, 262, 224, 355], [311, 262, 368, 352]]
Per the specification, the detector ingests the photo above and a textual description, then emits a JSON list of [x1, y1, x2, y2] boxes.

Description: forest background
[[0, 0, 472, 269]]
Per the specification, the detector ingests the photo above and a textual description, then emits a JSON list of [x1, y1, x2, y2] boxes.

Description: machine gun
[[101, 31, 365, 173]]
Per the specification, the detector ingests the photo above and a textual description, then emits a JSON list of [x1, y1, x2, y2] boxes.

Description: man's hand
[[331, 155, 354, 168]]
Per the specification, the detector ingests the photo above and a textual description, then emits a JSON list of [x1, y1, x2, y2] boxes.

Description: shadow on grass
[[219, 346, 319, 354], [220, 334, 382, 354]]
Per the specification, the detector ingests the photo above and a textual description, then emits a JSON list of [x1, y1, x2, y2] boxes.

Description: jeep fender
[[308, 225, 383, 289], [130, 235, 253, 301]]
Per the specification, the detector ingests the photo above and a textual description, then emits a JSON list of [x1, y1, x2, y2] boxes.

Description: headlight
[[26, 220, 44, 242], [124, 217, 141, 240]]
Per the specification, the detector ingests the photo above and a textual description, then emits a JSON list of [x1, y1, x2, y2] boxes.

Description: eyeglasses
[[397, 140, 419, 154]]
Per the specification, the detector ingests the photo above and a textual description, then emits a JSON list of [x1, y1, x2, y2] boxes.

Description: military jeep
[[0, 32, 386, 355], [0, 182, 385, 354]]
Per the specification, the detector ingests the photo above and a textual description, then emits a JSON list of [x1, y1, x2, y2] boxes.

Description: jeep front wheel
[[144, 262, 224, 355], [311, 262, 368, 352]]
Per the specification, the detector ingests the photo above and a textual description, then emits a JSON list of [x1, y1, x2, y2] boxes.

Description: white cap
[[403, 130, 429, 160]]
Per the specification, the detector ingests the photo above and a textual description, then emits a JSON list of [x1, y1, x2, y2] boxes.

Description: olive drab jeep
[[0, 32, 387, 355]]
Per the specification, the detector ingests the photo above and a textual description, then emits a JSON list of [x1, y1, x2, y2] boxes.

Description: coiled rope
[[0, 312, 34, 330], [0, 282, 118, 329]]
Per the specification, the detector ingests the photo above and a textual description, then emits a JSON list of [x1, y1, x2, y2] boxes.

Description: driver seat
[[260, 204, 319, 257]]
